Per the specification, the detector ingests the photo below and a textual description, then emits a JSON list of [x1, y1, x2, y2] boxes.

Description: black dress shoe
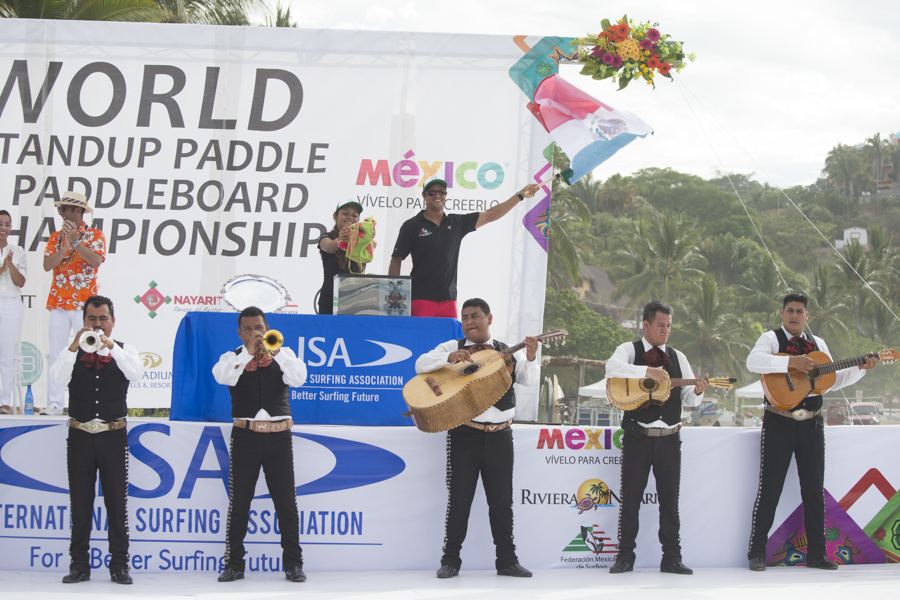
[[497, 563, 532, 577], [62, 569, 90, 583], [609, 558, 634, 573], [749, 557, 766, 571], [217, 567, 245, 582], [660, 560, 693, 575], [436, 564, 459, 579], [285, 566, 307, 582], [806, 556, 839, 570], [111, 569, 133, 584]]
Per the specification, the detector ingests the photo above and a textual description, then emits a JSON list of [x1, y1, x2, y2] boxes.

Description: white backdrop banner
[[1, 421, 899, 573], [0, 21, 555, 409]]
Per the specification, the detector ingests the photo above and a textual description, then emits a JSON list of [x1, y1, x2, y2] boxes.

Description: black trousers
[[748, 412, 826, 561], [441, 425, 518, 570], [224, 427, 303, 571], [617, 428, 683, 562], [67, 426, 130, 574]]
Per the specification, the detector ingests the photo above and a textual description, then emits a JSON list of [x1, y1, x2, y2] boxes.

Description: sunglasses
[[426, 190, 447, 197]]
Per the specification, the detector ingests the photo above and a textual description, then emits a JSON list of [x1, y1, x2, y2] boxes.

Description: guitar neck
[[815, 354, 879, 375], [671, 379, 703, 387]]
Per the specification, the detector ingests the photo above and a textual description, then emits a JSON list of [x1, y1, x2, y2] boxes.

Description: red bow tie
[[245, 353, 274, 372], [643, 347, 669, 368], [467, 343, 493, 354], [80, 352, 112, 370], [786, 336, 815, 356]]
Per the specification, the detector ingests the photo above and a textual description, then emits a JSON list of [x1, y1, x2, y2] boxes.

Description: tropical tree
[[823, 144, 868, 220], [153, 0, 264, 24], [669, 274, 750, 379], [836, 239, 880, 333], [864, 133, 891, 184], [0, 0, 164, 20], [545, 147, 593, 289], [596, 173, 636, 217], [604, 211, 706, 306], [806, 264, 852, 357], [264, 1, 295, 27]]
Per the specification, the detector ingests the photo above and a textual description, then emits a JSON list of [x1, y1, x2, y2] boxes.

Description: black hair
[[643, 300, 673, 324], [461, 297, 491, 316], [0, 210, 10, 219], [782, 292, 809, 309], [83, 295, 114, 319], [238, 305, 267, 328]]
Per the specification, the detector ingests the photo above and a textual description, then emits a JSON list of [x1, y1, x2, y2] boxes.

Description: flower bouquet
[[574, 15, 694, 90]]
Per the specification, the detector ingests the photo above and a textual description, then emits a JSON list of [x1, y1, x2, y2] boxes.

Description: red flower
[[658, 62, 672, 75], [599, 31, 611, 41], [617, 22, 630, 38], [647, 56, 661, 69]]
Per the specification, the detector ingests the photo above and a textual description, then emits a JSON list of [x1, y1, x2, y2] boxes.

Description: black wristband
[[516, 192, 524, 201]]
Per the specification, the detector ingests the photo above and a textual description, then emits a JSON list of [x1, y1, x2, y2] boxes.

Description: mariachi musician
[[415, 297, 537, 579]]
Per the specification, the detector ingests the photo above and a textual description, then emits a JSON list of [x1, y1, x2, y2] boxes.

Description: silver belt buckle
[[81, 421, 105, 434], [792, 408, 809, 421]]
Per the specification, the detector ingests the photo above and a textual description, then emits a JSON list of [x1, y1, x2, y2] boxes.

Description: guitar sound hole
[[462, 364, 480, 376], [640, 378, 655, 392]]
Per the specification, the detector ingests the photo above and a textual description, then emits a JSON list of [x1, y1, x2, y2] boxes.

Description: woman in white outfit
[[0, 210, 27, 414]]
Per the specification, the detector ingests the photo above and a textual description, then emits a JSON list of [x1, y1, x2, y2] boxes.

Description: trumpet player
[[42, 191, 106, 415], [48, 295, 142, 585], [212, 306, 308, 583]]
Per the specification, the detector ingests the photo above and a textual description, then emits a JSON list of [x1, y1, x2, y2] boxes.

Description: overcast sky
[[272, 0, 900, 188]]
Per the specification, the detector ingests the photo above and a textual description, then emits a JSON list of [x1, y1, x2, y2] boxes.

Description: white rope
[[672, 73, 900, 325]]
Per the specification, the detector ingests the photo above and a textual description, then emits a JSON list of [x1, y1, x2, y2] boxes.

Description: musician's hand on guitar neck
[[788, 355, 815, 373], [524, 337, 538, 362], [860, 353, 879, 370], [694, 375, 710, 395], [448, 350, 473, 363], [645, 367, 669, 383]]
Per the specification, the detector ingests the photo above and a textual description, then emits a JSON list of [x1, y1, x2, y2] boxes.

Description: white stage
[[1, 565, 897, 600]]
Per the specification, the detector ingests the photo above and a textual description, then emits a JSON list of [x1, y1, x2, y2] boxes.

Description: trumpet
[[262, 330, 283, 355], [79, 329, 103, 353]]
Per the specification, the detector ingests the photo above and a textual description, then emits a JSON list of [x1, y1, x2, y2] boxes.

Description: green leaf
[[618, 75, 631, 91], [601, 18, 611, 31]]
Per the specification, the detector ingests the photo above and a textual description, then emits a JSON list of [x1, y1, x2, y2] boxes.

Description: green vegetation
[[544, 135, 900, 402]]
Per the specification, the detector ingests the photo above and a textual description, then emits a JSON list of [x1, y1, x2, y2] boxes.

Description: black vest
[[229, 348, 292, 418], [68, 342, 129, 423], [625, 341, 684, 426], [457, 338, 517, 412], [772, 328, 823, 411]]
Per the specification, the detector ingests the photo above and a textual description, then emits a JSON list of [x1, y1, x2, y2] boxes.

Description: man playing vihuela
[[605, 301, 708, 575]]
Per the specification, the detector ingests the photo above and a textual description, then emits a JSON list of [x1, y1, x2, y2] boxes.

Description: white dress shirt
[[416, 336, 537, 424], [50, 341, 144, 422], [605, 338, 705, 429], [746, 327, 865, 392], [0, 245, 26, 297], [212, 346, 307, 421]]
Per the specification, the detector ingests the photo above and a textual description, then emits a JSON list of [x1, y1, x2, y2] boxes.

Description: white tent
[[736, 380, 765, 399], [578, 378, 607, 399]]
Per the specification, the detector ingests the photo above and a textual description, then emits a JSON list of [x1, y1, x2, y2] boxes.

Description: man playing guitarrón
[[605, 301, 707, 575], [746, 292, 877, 571], [415, 298, 537, 579]]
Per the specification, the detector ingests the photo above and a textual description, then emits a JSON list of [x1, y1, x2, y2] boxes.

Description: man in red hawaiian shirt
[[42, 192, 106, 415]]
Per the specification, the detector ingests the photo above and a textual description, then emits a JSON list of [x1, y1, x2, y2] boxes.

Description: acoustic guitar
[[606, 376, 737, 411], [402, 329, 568, 433], [761, 349, 898, 410]]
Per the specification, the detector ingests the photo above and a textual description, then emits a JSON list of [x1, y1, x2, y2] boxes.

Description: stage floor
[[1, 565, 897, 599]]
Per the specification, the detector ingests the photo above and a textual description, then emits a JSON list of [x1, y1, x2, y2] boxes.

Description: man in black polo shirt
[[416, 297, 538, 578], [746, 292, 876, 571], [213, 306, 308, 583], [49, 295, 143, 585], [389, 178, 541, 318], [605, 301, 707, 575]]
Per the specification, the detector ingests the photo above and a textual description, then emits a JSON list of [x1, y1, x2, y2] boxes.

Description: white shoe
[[39, 407, 63, 416]]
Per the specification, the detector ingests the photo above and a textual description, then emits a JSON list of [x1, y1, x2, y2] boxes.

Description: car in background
[[685, 402, 735, 427], [849, 402, 882, 425]]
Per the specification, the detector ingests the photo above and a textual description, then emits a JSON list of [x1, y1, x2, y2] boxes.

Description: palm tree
[[153, 0, 264, 24], [604, 211, 706, 306], [700, 232, 756, 287], [807, 264, 851, 357], [0, 0, 165, 20], [836, 239, 883, 334], [670, 274, 750, 378], [544, 146, 593, 289], [864, 133, 891, 185], [597, 173, 636, 217], [264, 1, 295, 27], [823, 144, 867, 220]]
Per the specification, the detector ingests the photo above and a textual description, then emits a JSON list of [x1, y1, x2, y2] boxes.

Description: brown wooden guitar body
[[761, 351, 836, 410], [402, 349, 512, 433]]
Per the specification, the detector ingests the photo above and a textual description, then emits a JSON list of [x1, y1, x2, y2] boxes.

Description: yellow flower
[[615, 38, 641, 62]]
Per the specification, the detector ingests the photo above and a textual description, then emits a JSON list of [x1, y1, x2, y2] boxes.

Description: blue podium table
[[171, 312, 463, 425]]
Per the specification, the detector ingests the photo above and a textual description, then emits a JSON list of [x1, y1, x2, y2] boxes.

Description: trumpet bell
[[263, 330, 284, 353], [79, 330, 102, 353]]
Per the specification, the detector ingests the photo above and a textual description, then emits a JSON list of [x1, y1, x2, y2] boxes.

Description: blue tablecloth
[[171, 312, 463, 425]]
